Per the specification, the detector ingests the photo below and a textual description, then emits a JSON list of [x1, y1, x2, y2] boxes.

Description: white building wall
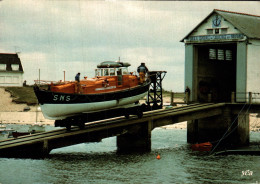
[[0, 72, 23, 87], [236, 42, 247, 102], [247, 39, 260, 103]]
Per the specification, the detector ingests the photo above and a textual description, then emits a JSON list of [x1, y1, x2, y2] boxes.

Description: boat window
[[0, 64, 6, 70], [104, 69, 109, 76], [117, 69, 122, 76], [121, 67, 128, 75], [110, 68, 115, 76], [95, 69, 101, 77]]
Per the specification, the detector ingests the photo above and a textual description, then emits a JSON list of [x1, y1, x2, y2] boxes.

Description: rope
[[209, 102, 251, 155], [220, 103, 252, 142]]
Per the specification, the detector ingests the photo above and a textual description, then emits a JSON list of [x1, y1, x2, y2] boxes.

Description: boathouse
[[0, 53, 24, 87], [181, 9, 260, 103]]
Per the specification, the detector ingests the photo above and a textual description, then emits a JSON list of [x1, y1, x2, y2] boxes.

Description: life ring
[[102, 80, 109, 88]]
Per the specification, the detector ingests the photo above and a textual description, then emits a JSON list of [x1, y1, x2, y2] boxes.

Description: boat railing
[[34, 80, 74, 86]]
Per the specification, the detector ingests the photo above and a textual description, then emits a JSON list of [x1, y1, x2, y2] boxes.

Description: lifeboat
[[34, 61, 151, 120], [191, 142, 213, 152]]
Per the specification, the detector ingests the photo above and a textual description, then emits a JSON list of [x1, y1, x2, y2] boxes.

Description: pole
[[170, 91, 174, 106], [36, 105, 38, 124], [249, 92, 252, 104], [64, 71, 65, 82], [38, 69, 40, 84]]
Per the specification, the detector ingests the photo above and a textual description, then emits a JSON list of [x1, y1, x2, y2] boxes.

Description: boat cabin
[[95, 61, 131, 77], [49, 61, 139, 94]]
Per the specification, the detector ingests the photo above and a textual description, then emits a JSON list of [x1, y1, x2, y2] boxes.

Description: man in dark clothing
[[137, 63, 149, 84], [75, 72, 81, 93], [75, 72, 80, 82], [185, 86, 190, 104]]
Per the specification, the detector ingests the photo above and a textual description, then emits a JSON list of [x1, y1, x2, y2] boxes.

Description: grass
[[162, 90, 185, 98], [5, 86, 38, 105]]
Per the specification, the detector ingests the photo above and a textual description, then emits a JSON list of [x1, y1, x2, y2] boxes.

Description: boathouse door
[[196, 43, 237, 102]]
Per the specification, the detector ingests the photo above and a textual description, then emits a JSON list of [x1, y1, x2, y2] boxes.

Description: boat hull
[[34, 82, 150, 120]]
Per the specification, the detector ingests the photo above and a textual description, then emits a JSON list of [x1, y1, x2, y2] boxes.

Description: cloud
[[0, 0, 259, 91]]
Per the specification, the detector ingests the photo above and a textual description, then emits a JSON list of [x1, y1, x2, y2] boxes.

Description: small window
[[209, 49, 216, 60], [122, 68, 128, 75], [221, 28, 227, 34], [207, 29, 213, 35], [117, 69, 122, 75], [11, 64, 19, 71], [95, 69, 101, 76], [215, 29, 219, 34], [218, 49, 224, 60], [110, 68, 115, 76], [0, 64, 6, 70], [226, 50, 232, 60], [99, 69, 104, 76], [104, 69, 109, 76]]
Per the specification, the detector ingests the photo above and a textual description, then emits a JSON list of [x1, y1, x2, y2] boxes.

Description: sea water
[[0, 128, 260, 184]]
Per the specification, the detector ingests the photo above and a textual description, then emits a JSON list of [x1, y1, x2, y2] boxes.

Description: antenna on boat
[[38, 68, 40, 85], [119, 57, 120, 62], [63, 70, 66, 82]]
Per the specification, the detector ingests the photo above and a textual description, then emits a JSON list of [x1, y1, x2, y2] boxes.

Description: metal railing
[[169, 91, 260, 105], [231, 92, 260, 104]]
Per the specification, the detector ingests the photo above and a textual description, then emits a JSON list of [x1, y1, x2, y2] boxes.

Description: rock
[[23, 106, 31, 112]]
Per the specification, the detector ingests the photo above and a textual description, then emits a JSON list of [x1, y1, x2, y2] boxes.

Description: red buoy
[[156, 154, 161, 160]]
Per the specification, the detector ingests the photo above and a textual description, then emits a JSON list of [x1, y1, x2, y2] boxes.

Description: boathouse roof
[[181, 9, 260, 42], [0, 53, 24, 72]]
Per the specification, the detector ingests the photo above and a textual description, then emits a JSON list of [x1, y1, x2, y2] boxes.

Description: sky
[[0, 1, 259, 92]]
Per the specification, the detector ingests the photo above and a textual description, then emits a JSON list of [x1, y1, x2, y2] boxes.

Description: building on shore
[[181, 9, 260, 103], [0, 53, 24, 87]]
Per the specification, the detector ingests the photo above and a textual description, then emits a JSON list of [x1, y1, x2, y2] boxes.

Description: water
[[0, 128, 260, 184]]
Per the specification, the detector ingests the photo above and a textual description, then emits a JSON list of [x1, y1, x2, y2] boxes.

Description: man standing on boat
[[137, 63, 149, 84], [75, 72, 81, 93], [75, 72, 80, 82]]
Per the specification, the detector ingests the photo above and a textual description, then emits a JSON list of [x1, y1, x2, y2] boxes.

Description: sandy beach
[[0, 88, 54, 125], [0, 88, 259, 131]]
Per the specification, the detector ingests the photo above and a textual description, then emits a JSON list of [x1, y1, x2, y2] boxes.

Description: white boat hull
[[40, 92, 147, 120]]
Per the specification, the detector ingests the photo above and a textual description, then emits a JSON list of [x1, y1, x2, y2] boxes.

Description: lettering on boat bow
[[53, 95, 71, 102]]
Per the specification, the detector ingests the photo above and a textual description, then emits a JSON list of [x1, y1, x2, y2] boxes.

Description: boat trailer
[[55, 71, 167, 130]]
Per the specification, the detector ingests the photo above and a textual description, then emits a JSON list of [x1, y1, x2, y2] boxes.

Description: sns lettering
[[53, 95, 71, 102]]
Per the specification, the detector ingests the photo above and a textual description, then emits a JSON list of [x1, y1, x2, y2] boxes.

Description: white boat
[[34, 61, 150, 120]]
